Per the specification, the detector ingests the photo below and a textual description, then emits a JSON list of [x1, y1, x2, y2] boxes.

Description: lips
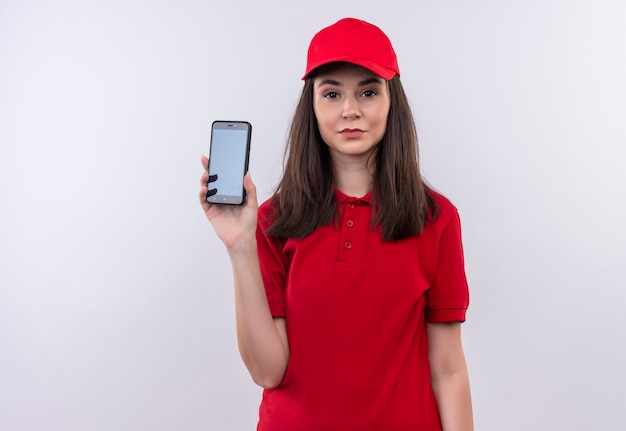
[[340, 128, 364, 138]]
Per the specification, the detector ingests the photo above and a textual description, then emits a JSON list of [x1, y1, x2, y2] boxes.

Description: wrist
[[226, 237, 258, 258]]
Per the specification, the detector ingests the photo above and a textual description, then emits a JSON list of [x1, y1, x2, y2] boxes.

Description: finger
[[206, 188, 217, 198], [208, 174, 218, 184], [200, 170, 209, 187], [200, 154, 209, 171], [199, 184, 209, 206]]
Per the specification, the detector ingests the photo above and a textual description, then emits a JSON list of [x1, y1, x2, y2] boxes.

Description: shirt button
[[346, 220, 354, 228], [344, 241, 352, 249], [347, 203, 355, 209]]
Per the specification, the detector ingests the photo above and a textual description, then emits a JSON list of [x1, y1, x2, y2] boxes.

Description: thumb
[[243, 172, 258, 207]]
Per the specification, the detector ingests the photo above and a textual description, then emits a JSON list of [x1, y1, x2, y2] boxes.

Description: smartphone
[[206, 121, 252, 205]]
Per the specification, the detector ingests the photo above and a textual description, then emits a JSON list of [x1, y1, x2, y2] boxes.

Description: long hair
[[266, 73, 437, 242]]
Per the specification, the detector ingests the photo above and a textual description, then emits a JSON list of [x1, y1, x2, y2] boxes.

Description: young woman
[[200, 17, 473, 431]]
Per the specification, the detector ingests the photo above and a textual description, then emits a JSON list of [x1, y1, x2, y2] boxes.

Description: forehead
[[313, 62, 382, 84]]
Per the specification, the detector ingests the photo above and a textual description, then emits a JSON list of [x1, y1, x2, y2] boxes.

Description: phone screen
[[207, 121, 251, 205]]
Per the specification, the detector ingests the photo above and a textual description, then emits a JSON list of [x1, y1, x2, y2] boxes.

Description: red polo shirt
[[255, 190, 469, 430]]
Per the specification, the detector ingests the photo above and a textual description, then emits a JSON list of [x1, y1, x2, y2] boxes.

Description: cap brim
[[303, 58, 397, 80]]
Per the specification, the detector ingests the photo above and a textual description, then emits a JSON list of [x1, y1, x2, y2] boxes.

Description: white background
[[1, 0, 625, 429]]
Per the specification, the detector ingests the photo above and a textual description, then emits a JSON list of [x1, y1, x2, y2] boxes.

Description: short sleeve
[[425, 199, 470, 323], [256, 200, 288, 317]]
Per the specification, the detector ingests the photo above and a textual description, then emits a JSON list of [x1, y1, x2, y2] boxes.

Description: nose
[[342, 95, 361, 119]]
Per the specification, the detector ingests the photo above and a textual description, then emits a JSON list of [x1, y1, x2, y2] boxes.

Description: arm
[[199, 156, 289, 388], [427, 322, 474, 431]]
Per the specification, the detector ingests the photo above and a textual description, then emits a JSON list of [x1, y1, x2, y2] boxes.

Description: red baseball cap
[[303, 18, 400, 80]]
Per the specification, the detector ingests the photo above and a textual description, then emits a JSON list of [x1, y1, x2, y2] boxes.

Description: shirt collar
[[334, 188, 373, 206]]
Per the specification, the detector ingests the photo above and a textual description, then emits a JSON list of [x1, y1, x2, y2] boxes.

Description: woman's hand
[[199, 155, 259, 251]]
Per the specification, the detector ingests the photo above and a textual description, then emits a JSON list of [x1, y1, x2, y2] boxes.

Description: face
[[313, 64, 391, 164]]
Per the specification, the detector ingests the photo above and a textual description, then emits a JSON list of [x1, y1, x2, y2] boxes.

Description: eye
[[361, 89, 378, 97], [323, 90, 340, 99]]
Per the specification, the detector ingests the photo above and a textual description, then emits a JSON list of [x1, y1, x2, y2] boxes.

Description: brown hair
[[266, 71, 438, 242]]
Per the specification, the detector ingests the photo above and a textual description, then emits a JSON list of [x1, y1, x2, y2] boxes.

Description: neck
[[331, 153, 374, 198]]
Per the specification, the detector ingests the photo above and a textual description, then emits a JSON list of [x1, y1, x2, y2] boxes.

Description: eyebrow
[[316, 77, 384, 87]]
